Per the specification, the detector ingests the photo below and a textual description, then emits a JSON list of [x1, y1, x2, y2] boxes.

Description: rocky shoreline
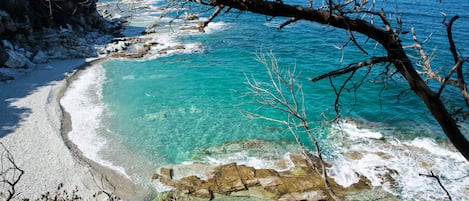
[[0, 0, 124, 81], [152, 153, 399, 200]]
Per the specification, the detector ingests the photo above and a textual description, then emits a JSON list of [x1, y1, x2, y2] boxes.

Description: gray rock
[[0, 47, 8, 65], [0, 71, 14, 82], [4, 50, 35, 69], [32, 51, 48, 64], [2, 40, 14, 50], [0, 21, 4, 35], [0, 10, 9, 17], [4, 16, 16, 32]]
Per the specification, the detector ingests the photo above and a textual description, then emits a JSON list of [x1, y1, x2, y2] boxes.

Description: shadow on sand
[[0, 58, 88, 138]]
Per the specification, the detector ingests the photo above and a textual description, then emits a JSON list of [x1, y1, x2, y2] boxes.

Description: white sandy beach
[[0, 59, 139, 200]]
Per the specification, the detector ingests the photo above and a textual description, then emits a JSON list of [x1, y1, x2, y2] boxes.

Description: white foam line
[[328, 121, 469, 200], [61, 65, 130, 179]]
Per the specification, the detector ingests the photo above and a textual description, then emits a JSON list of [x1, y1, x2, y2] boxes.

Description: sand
[[0, 59, 142, 200]]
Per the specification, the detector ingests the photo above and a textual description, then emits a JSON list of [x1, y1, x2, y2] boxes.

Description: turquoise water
[[66, 0, 469, 199]]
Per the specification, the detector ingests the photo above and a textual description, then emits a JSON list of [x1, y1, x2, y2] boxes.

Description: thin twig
[[419, 171, 452, 201]]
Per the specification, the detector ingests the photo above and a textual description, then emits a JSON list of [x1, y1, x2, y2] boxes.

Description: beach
[[0, 59, 142, 200]]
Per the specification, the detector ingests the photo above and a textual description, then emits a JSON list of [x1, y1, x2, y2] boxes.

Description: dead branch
[[310, 56, 388, 82], [412, 16, 469, 113], [245, 51, 341, 201], [419, 171, 452, 201], [202, 5, 225, 28], [0, 142, 24, 201], [278, 17, 298, 30]]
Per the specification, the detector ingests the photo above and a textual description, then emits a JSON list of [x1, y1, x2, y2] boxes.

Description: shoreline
[[58, 58, 153, 200], [0, 58, 148, 200]]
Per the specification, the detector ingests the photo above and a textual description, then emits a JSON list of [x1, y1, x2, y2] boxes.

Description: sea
[[61, 0, 469, 200]]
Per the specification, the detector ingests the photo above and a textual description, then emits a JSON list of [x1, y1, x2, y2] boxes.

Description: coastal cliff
[[0, 0, 122, 81]]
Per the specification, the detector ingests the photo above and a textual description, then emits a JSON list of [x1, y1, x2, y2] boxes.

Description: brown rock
[[237, 165, 257, 187], [263, 176, 321, 195], [279, 191, 327, 201], [212, 163, 246, 194], [177, 175, 204, 193], [345, 150, 363, 160], [289, 167, 307, 176], [255, 168, 279, 178], [160, 167, 174, 179], [151, 173, 160, 180], [230, 186, 277, 200], [194, 189, 213, 198]]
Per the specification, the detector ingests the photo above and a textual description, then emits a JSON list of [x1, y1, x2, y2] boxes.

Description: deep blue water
[[70, 0, 469, 199]]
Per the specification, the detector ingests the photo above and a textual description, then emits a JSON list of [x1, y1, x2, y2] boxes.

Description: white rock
[[32, 51, 48, 64]]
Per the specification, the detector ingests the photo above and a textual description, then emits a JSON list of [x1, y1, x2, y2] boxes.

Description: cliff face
[[0, 0, 122, 81], [0, 0, 112, 37]]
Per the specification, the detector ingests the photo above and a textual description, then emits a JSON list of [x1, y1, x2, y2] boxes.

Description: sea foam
[[328, 120, 469, 200], [61, 64, 129, 178]]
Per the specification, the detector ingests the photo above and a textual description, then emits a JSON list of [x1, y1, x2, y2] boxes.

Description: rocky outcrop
[[0, 0, 125, 80], [153, 154, 382, 200]]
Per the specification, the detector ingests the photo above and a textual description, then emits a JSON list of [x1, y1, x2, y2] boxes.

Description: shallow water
[[62, 0, 469, 200]]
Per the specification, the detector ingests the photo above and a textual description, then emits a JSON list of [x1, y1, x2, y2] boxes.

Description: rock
[[2, 40, 14, 50], [237, 165, 257, 187], [0, 47, 8, 65], [4, 50, 35, 69], [345, 150, 363, 160], [160, 168, 174, 180], [279, 191, 327, 201], [0, 10, 8, 17], [231, 186, 277, 200], [255, 168, 279, 178], [184, 13, 199, 21], [0, 21, 4, 35], [32, 51, 48, 64], [178, 175, 203, 191], [194, 189, 213, 198], [156, 154, 377, 200], [151, 173, 160, 180], [4, 16, 16, 32], [0, 71, 14, 82], [212, 163, 246, 193]]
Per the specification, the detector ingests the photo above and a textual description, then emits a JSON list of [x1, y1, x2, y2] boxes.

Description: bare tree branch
[[278, 17, 298, 30], [245, 51, 341, 201], [0, 142, 24, 201], [419, 171, 452, 201], [310, 56, 389, 82]]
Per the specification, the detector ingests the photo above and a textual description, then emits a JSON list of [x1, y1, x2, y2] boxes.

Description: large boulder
[[211, 163, 247, 193], [3, 49, 35, 68], [32, 50, 48, 64]]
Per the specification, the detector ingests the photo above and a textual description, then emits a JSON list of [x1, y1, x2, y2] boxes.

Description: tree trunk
[[206, 0, 469, 161]]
